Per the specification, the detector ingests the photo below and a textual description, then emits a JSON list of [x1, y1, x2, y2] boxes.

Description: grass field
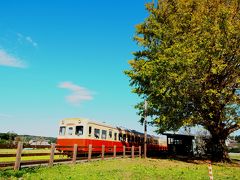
[[0, 149, 67, 162], [0, 157, 240, 180], [0, 148, 50, 154], [229, 153, 240, 161]]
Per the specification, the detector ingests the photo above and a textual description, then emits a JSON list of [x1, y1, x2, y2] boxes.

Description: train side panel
[[56, 118, 168, 154], [57, 138, 124, 153]]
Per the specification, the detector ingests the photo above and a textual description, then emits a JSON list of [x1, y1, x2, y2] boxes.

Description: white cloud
[[17, 33, 38, 48], [17, 32, 23, 39], [26, 36, 38, 47], [58, 82, 93, 105], [0, 49, 27, 68]]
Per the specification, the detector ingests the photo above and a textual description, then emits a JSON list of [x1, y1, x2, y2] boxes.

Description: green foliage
[[0, 132, 17, 144], [125, 0, 240, 161], [230, 153, 240, 160], [229, 147, 240, 153], [228, 143, 240, 153], [18, 135, 56, 144], [0, 158, 240, 179], [0, 132, 56, 145], [234, 135, 240, 143]]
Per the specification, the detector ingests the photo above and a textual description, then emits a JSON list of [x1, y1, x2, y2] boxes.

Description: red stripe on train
[[56, 138, 167, 153]]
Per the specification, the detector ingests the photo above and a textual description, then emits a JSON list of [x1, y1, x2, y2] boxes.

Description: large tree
[[125, 0, 240, 161]]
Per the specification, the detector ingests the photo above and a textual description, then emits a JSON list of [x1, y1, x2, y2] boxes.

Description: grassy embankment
[[0, 156, 240, 180]]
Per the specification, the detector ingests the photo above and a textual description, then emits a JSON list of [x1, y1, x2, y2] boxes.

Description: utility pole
[[144, 100, 147, 158]]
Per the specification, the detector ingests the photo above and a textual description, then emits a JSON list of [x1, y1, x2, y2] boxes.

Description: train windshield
[[67, 127, 74, 135], [59, 126, 66, 136], [76, 126, 84, 136]]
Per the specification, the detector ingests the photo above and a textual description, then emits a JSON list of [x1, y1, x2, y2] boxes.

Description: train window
[[75, 126, 83, 136], [59, 126, 66, 136], [139, 137, 142, 143], [109, 131, 112, 139], [114, 133, 117, 141], [123, 134, 126, 141], [127, 135, 130, 142], [119, 133, 123, 141], [67, 127, 74, 135], [128, 135, 131, 143], [89, 126, 92, 136], [168, 138, 174, 144], [101, 130, 107, 139], [175, 139, 182, 144], [128, 135, 133, 143], [94, 128, 100, 139], [136, 136, 140, 143]]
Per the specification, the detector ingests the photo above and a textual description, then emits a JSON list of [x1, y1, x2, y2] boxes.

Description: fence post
[[101, 145, 105, 160], [123, 145, 125, 158], [14, 141, 23, 171], [113, 145, 116, 158], [139, 146, 141, 158], [131, 146, 134, 159], [88, 144, 92, 161], [72, 144, 78, 164], [207, 160, 214, 180], [49, 143, 55, 167]]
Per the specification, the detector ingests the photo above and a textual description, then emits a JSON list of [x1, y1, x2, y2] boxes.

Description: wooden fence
[[0, 142, 142, 171]]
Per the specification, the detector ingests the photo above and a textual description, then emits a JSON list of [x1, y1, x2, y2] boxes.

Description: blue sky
[[0, 0, 155, 137]]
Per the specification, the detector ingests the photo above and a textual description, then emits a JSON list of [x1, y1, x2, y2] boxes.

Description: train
[[56, 118, 167, 155]]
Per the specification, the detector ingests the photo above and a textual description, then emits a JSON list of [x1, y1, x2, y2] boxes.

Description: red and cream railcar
[[56, 118, 167, 154]]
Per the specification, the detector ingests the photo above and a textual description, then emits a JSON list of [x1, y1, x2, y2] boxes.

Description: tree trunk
[[208, 134, 230, 162]]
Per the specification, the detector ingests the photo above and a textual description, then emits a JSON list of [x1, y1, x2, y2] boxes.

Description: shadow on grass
[[0, 166, 40, 178], [148, 153, 240, 167]]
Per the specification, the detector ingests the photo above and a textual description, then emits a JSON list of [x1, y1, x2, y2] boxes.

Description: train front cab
[[56, 118, 124, 154], [57, 118, 89, 153]]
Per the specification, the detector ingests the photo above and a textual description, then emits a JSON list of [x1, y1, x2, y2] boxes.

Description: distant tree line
[[235, 135, 240, 143], [0, 132, 18, 144], [229, 135, 240, 143], [0, 131, 56, 145], [228, 135, 240, 153]]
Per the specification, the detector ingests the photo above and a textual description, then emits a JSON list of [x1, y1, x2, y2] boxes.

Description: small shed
[[163, 133, 195, 156]]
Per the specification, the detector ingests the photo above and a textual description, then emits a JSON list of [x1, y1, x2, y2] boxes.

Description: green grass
[[0, 158, 239, 180], [229, 153, 240, 161], [0, 155, 67, 162], [0, 149, 67, 162], [0, 148, 51, 154]]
